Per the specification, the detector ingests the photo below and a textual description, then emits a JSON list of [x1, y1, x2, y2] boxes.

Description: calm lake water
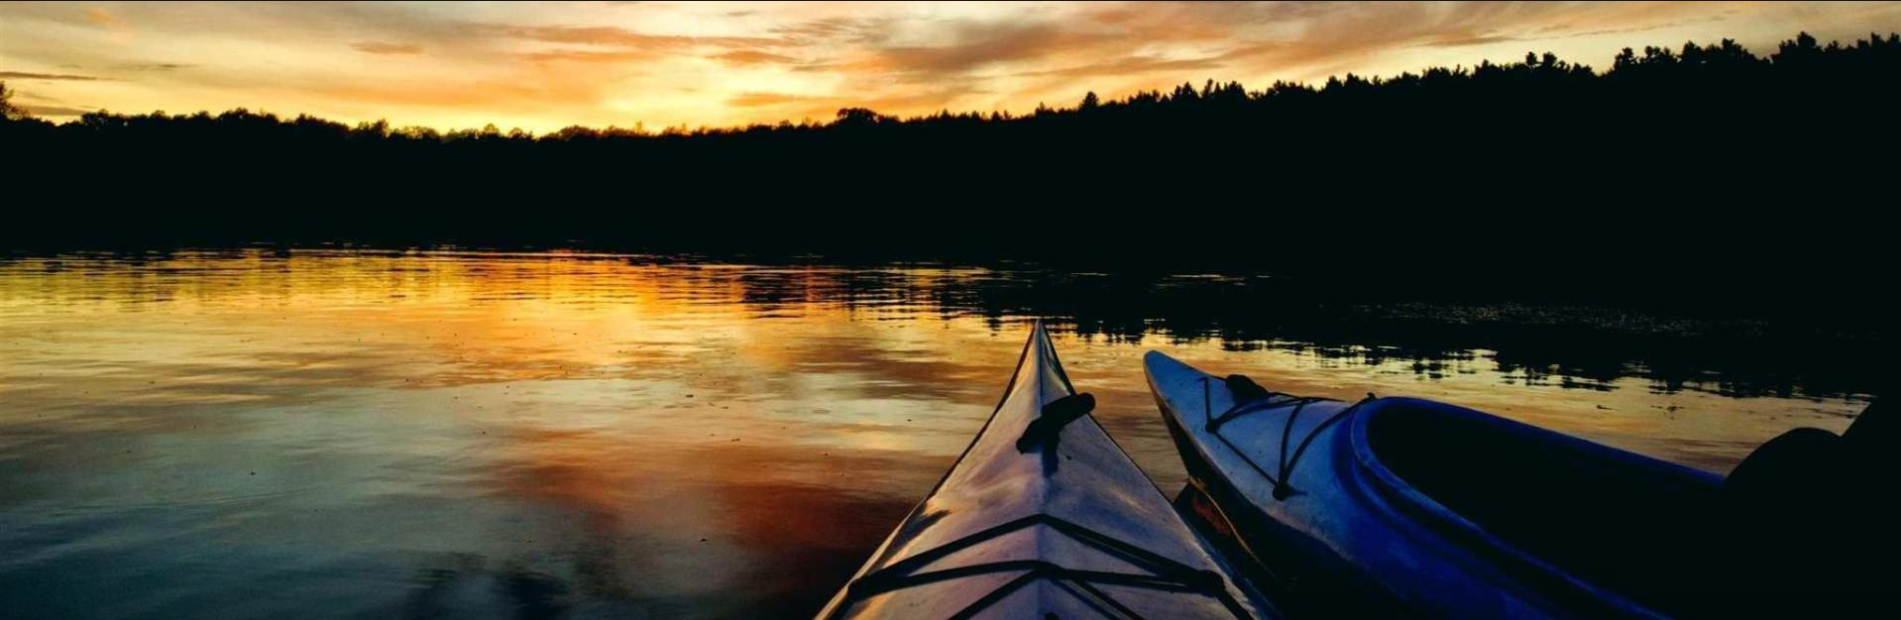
[[0, 250, 1868, 620]]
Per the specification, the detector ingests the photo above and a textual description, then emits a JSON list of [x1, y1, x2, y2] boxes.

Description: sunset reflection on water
[[0, 250, 1864, 620]]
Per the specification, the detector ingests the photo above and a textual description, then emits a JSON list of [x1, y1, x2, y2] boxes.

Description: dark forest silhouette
[[4, 31, 1898, 309]]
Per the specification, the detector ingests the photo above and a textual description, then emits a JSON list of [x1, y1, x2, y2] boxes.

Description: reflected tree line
[[3, 31, 1897, 315], [661, 260, 1883, 402], [5, 247, 1882, 401]]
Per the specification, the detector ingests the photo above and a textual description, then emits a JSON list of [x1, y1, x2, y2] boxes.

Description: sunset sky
[[4, 1, 1900, 132]]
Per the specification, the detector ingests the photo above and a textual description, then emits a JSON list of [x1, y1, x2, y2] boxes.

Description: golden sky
[[4, 1, 1900, 132]]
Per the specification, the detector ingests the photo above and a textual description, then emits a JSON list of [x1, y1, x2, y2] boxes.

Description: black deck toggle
[[1224, 374, 1270, 404], [1017, 393, 1096, 453]]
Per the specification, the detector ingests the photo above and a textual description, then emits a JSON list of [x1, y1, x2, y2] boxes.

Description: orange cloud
[[486, 24, 786, 51], [81, 5, 132, 41], [710, 49, 800, 66], [83, 6, 121, 28], [726, 92, 814, 108]]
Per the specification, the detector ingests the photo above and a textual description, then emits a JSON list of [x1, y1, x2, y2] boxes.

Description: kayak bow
[[817, 323, 1276, 620]]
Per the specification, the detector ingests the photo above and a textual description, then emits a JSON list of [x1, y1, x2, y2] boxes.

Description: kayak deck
[[1145, 350, 1723, 620], [818, 324, 1272, 620]]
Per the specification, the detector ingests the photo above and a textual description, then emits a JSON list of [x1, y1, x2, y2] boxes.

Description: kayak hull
[[1144, 351, 1722, 620], [816, 326, 1275, 620]]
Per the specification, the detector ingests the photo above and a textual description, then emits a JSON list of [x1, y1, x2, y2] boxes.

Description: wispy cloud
[[0, 70, 110, 81], [726, 92, 813, 107], [867, 21, 1105, 77], [83, 6, 124, 30], [19, 103, 95, 116], [1419, 33, 1521, 48], [117, 62, 194, 72], [1019, 55, 1229, 79], [353, 42, 424, 55], [482, 24, 786, 51], [710, 49, 799, 66]]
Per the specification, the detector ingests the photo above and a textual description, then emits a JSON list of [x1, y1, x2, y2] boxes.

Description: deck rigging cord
[[825, 513, 1255, 620], [1202, 375, 1377, 500]]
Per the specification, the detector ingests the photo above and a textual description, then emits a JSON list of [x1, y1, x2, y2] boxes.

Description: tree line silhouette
[[3, 31, 1897, 310]]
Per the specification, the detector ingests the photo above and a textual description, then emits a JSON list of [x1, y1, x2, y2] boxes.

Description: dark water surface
[[0, 250, 1869, 620]]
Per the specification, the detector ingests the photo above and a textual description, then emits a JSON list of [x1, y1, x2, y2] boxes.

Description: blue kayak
[[816, 325, 1276, 620], [1145, 351, 1724, 620]]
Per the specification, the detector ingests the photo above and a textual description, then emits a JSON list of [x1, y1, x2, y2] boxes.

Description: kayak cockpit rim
[[1344, 397, 1721, 618]]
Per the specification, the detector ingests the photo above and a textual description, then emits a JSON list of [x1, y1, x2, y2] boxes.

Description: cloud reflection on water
[[0, 249, 1871, 620]]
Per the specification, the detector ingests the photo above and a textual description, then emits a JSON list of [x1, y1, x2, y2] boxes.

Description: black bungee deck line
[[1201, 375, 1377, 499], [824, 513, 1255, 620]]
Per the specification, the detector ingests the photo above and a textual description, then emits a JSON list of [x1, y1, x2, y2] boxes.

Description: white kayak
[[816, 323, 1277, 620]]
